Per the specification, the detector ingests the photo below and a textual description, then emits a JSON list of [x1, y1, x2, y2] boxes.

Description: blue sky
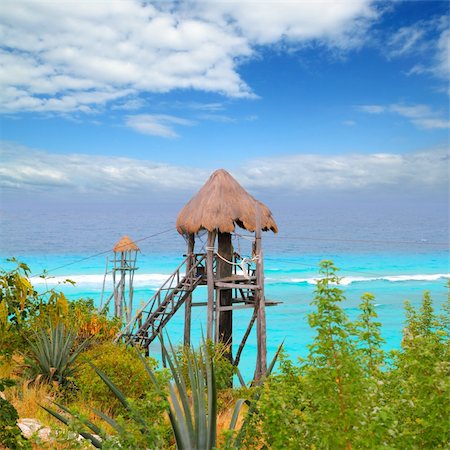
[[0, 0, 448, 207]]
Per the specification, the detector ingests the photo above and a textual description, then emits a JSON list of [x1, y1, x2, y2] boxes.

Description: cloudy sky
[[0, 0, 449, 208]]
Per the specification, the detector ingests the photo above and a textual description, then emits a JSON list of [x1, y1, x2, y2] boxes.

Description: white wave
[[30, 272, 449, 288], [30, 273, 169, 287], [288, 273, 449, 286]]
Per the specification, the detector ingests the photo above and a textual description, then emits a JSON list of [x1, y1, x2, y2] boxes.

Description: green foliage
[[32, 296, 121, 347], [0, 378, 32, 449], [239, 261, 449, 449], [0, 258, 119, 361], [384, 292, 450, 448], [174, 340, 236, 395], [44, 338, 253, 449], [25, 320, 90, 386], [164, 338, 220, 450], [0, 259, 39, 325], [3, 257, 449, 449], [0, 259, 40, 358], [76, 341, 165, 414]]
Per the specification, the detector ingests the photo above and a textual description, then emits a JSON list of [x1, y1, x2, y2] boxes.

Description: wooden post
[[117, 252, 126, 319], [112, 257, 118, 318], [206, 230, 216, 340], [184, 233, 195, 346], [255, 206, 267, 381], [217, 232, 233, 362]]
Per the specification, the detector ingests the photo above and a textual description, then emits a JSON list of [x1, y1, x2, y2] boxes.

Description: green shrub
[[384, 292, 450, 448], [0, 378, 32, 449], [240, 262, 450, 449], [76, 341, 166, 414], [174, 340, 236, 395]]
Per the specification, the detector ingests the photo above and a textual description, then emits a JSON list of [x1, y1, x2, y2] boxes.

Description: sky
[[0, 0, 449, 212]]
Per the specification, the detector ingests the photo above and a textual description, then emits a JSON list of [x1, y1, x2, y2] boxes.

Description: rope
[[206, 246, 259, 279]]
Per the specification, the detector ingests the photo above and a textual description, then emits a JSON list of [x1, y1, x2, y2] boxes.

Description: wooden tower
[[176, 169, 278, 380], [100, 235, 139, 322], [118, 170, 278, 382]]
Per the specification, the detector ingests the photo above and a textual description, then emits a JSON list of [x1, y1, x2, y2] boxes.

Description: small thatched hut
[[113, 235, 140, 253]]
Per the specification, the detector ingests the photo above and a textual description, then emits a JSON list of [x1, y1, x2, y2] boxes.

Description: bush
[[174, 340, 236, 395], [0, 378, 32, 449], [240, 261, 450, 449], [0, 259, 40, 358], [76, 341, 166, 414]]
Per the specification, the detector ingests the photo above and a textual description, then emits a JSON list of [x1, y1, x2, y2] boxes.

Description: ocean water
[[1, 198, 449, 380]]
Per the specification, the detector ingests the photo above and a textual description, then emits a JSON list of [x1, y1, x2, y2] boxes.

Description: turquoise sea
[[1, 199, 449, 380]]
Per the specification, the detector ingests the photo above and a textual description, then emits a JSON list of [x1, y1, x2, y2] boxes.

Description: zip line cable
[[27, 225, 448, 281], [30, 227, 175, 278], [233, 232, 448, 247]]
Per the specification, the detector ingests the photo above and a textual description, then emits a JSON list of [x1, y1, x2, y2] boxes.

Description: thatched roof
[[176, 169, 278, 234], [113, 235, 140, 253]]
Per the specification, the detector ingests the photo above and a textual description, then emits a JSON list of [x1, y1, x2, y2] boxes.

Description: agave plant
[[26, 320, 90, 386], [44, 337, 283, 449]]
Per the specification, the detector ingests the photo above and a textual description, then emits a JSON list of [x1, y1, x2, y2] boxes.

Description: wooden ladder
[[117, 254, 206, 348]]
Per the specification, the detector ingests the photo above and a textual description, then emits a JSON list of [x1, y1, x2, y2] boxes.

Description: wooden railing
[[116, 253, 206, 347]]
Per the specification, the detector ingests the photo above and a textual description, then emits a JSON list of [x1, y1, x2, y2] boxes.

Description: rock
[[18, 418, 50, 439], [18, 417, 101, 446]]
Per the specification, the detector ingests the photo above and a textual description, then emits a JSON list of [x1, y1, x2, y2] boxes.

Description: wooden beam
[[206, 230, 216, 340], [255, 205, 267, 381], [215, 282, 259, 289], [184, 233, 195, 347], [234, 309, 257, 368], [218, 232, 233, 364]]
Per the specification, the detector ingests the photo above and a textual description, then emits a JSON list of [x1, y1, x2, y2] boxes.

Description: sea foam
[[30, 272, 450, 288], [30, 273, 169, 288], [286, 273, 449, 286]]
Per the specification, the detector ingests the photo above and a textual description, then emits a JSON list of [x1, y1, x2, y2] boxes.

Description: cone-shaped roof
[[113, 235, 140, 253], [176, 169, 278, 234]]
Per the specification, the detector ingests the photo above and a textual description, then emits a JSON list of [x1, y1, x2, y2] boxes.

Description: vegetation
[[0, 258, 449, 449], [0, 378, 31, 449], [241, 262, 450, 449]]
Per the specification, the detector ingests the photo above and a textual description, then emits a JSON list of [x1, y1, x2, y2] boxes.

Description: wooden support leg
[[206, 231, 216, 341], [254, 206, 267, 382], [218, 232, 233, 363], [184, 234, 195, 347], [234, 308, 257, 368]]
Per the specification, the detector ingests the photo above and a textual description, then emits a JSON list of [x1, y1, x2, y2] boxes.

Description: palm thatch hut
[[176, 169, 278, 234], [113, 235, 140, 253], [177, 169, 278, 380]]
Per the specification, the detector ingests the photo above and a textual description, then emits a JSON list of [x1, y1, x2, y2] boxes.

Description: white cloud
[[430, 27, 450, 79], [1, 141, 447, 196], [191, 0, 377, 47], [387, 23, 427, 58], [0, 141, 206, 193], [240, 147, 448, 191], [387, 16, 450, 81], [357, 103, 450, 130], [125, 114, 195, 138], [357, 105, 385, 114], [0, 0, 379, 113], [342, 120, 356, 126]]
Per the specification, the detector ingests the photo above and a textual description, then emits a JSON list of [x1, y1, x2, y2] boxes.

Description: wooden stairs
[[117, 254, 207, 348]]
